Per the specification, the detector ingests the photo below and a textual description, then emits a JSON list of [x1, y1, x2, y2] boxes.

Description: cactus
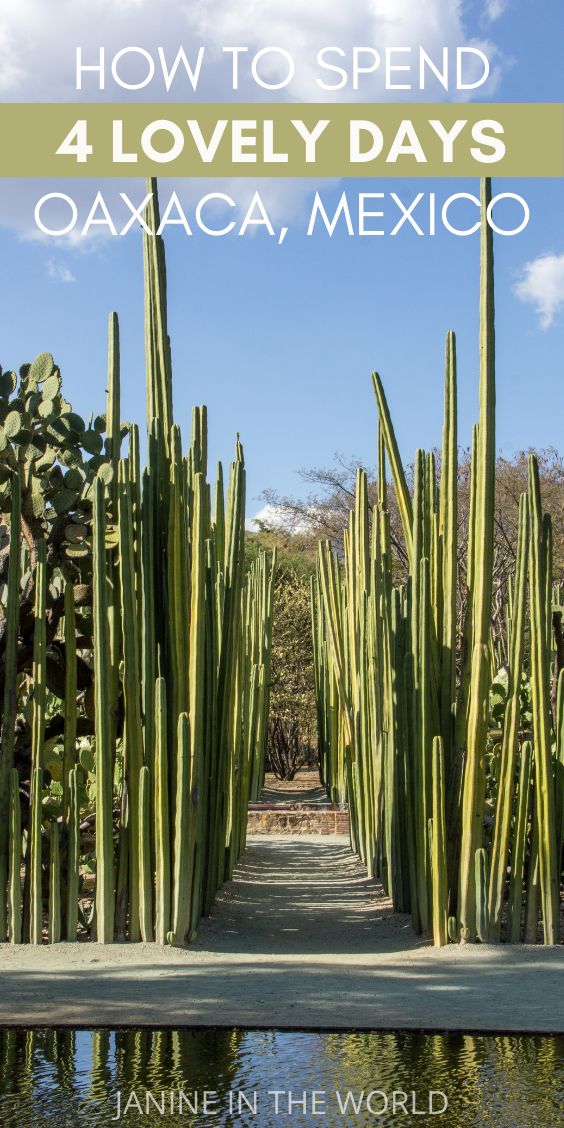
[[431, 736, 448, 947], [0, 176, 274, 946], [8, 768, 21, 944], [66, 767, 80, 942], [439, 332, 457, 771], [29, 540, 47, 945], [48, 823, 61, 944], [507, 741, 532, 943], [488, 493, 529, 939], [154, 677, 170, 946], [475, 847, 489, 943], [312, 178, 563, 948], [62, 580, 77, 831], [138, 765, 153, 942], [29, 766, 43, 945], [458, 178, 496, 943], [170, 712, 191, 946], [93, 475, 115, 944], [527, 456, 559, 943], [117, 458, 144, 941], [0, 468, 21, 941]]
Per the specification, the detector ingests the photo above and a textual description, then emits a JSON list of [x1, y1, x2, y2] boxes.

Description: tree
[[246, 529, 317, 776], [262, 447, 564, 585]]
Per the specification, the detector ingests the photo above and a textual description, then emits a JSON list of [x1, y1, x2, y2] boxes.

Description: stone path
[[1, 834, 563, 1032]]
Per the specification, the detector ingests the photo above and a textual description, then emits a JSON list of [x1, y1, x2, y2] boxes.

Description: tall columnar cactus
[[556, 670, 564, 865], [138, 765, 153, 943], [475, 847, 489, 943], [29, 765, 43, 945], [431, 736, 448, 947], [8, 768, 21, 944], [507, 741, 532, 943], [458, 178, 496, 943], [117, 458, 144, 941], [0, 468, 21, 942], [154, 677, 170, 946], [488, 493, 529, 939], [0, 176, 275, 945], [170, 712, 191, 946], [66, 766, 80, 941], [29, 539, 47, 945], [439, 332, 458, 771], [62, 580, 77, 832], [313, 177, 562, 948], [93, 475, 115, 944], [527, 455, 559, 944], [48, 823, 61, 944]]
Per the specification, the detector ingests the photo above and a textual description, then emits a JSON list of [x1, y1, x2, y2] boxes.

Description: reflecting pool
[[0, 1028, 562, 1126]]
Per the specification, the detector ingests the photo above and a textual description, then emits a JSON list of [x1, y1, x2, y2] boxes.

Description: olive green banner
[[0, 103, 562, 177]]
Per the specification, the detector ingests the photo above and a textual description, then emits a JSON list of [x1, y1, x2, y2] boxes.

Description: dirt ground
[[258, 771, 328, 805], [1, 834, 563, 1032]]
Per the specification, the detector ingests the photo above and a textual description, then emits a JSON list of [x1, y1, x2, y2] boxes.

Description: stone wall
[[247, 806, 349, 835]]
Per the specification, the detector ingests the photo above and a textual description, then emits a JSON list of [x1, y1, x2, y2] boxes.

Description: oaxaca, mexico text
[[33, 188, 530, 240]]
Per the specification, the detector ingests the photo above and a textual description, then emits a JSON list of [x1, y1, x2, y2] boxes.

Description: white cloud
[[246, 504, 313, 534], [0, 0, 501, 103], [484, 0, 509, 22], [514, 252, 564, 329], [46, 258, 76, 282], [246, 504, 296, 532]]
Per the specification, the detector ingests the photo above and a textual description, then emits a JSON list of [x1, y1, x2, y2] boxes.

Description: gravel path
[[1, 835, 563, 1031]]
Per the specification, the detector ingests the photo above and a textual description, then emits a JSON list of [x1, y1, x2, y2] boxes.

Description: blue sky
[[0, 0, 562, 514]]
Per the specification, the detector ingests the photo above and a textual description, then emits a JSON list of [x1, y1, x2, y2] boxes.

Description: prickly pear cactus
[[0, 351, 121, 554], [0, 351, 120, 787]]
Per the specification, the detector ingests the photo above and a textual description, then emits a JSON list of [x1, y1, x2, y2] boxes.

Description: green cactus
[[431, 736, 448, 947], [312, 178, 563, 949], [117, 458, 144, 942], [507, 741, 532, 943], [8, 768, 21, 944], [62, 580, 77, 831], [138, 765, 153, 943], [48, 823, 61, 944], [154, 677, 170, 946], [66, 766, 80, 941], [0, 468, 21, 941], [458, 178, 496, 943], [93, 475, 115, 944], [527, 455, 559, 944], [488, 493, 529, 939], [475, 847, 489, 943], [29, 765, 43, 945], [171, 712, 191, 946]]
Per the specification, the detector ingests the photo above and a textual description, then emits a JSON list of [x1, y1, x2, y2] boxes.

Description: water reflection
[[0, 1028, 561, 1126]]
